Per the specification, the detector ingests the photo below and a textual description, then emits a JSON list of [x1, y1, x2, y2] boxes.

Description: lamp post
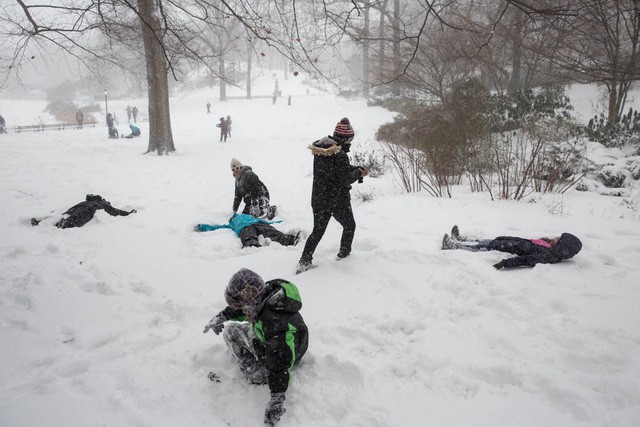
[[104, 89, 108, 126]]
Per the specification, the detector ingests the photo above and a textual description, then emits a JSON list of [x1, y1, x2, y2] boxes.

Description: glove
[[264, 392, 286, 426], [203, 312, 226, 334], [493, 261, 504, 270]]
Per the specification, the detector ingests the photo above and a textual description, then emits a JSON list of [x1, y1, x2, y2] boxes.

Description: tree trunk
[[246, 39, 252, 99], [378, 0, 389, 84], [219, 56, 227, 101], [392, 0, 401, 95], [362, 0, 370, 97], [507, 8, 523, 95], [608, 82, 620, 124], [138, 0, 175, 155]]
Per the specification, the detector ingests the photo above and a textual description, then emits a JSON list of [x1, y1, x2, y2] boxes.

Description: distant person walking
[[0, 114, 6, 134], [126, 105, 132, 123], [217, 117, 229, 142], [226, 115, 232, 138], [206, 101, 211, 114], [132, 106, 139, 122], [75, 110, 84, 128]]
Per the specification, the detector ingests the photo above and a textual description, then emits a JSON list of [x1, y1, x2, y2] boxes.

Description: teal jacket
[[196, 213, 282, 236]]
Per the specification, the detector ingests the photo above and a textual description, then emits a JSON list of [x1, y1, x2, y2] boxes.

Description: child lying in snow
[[441, 225, 582, 269], [194, 213, 303, 248], [31, 194, 136, 229]]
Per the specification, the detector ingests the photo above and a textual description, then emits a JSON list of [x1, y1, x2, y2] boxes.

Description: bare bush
[[351, 147, 386, 178]]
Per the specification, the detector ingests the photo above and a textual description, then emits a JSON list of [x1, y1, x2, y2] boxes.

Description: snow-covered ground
[[1, 76, 639, 427]]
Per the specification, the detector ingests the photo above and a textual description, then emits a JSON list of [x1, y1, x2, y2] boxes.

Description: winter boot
[[293, 231, 302, 246], [296, 259, 313, 274], [442, 233, 459, 250], [267, 205, 277, 220], [336, 248, 350, 259], [451, 225, 463, 241], [292, 230, 308, 246], [31, 218, 40, 226]]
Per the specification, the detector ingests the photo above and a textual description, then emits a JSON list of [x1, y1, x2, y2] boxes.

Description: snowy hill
[[1, 75, 639, 427]]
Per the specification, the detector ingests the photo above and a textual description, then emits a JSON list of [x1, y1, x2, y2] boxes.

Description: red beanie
[[333, 117, 354, 139]]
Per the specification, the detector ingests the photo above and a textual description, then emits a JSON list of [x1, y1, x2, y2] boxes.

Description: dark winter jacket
[[221, 279, 309, 394], [233, 166, 270, 212], [308, 136, 362, 211], [56, 194, 134, 228], [492, 233, 582, 268], [216, 119, 230, 133]]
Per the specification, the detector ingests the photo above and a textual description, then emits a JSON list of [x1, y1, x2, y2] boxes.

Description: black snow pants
[[458, 236, 546, 256], [239, 223, 295, 248], [300, 202, 356, 262]]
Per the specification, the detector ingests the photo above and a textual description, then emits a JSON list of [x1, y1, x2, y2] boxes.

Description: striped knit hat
[[333, 117, 354, 140]]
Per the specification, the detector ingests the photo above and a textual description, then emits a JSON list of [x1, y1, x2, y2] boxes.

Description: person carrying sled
[[194, 213, 302, 248], [441, 225, 582, 269], [31, 194, 136, 229], [216, 116, 229, 142], [231, 158, 277, 220], [203, 268, 309, 426], [122, 123, 141, 139], [296, 117, 367, 274]]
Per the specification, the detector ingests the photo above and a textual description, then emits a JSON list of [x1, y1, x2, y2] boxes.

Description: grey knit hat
[[225, 268, 266, 315]]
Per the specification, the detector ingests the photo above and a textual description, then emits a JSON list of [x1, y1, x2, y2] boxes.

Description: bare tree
[[549, 0, 640, 123], [138, 0, 175, 154]]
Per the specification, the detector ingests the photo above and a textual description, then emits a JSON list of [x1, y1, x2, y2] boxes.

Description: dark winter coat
[[221, 279, 309, 394], [308, 136, 362, 211], [216, 119, 230, 133], [492, 233, 582, 268], [56, 194, 133, 228], [233, 166, 270, 212]]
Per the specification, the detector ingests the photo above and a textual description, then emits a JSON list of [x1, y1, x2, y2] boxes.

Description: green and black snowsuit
[[221, 279, 308, 393]]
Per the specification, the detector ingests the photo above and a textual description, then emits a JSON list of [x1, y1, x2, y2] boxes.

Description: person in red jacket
[[216, 116, 229, 142]]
